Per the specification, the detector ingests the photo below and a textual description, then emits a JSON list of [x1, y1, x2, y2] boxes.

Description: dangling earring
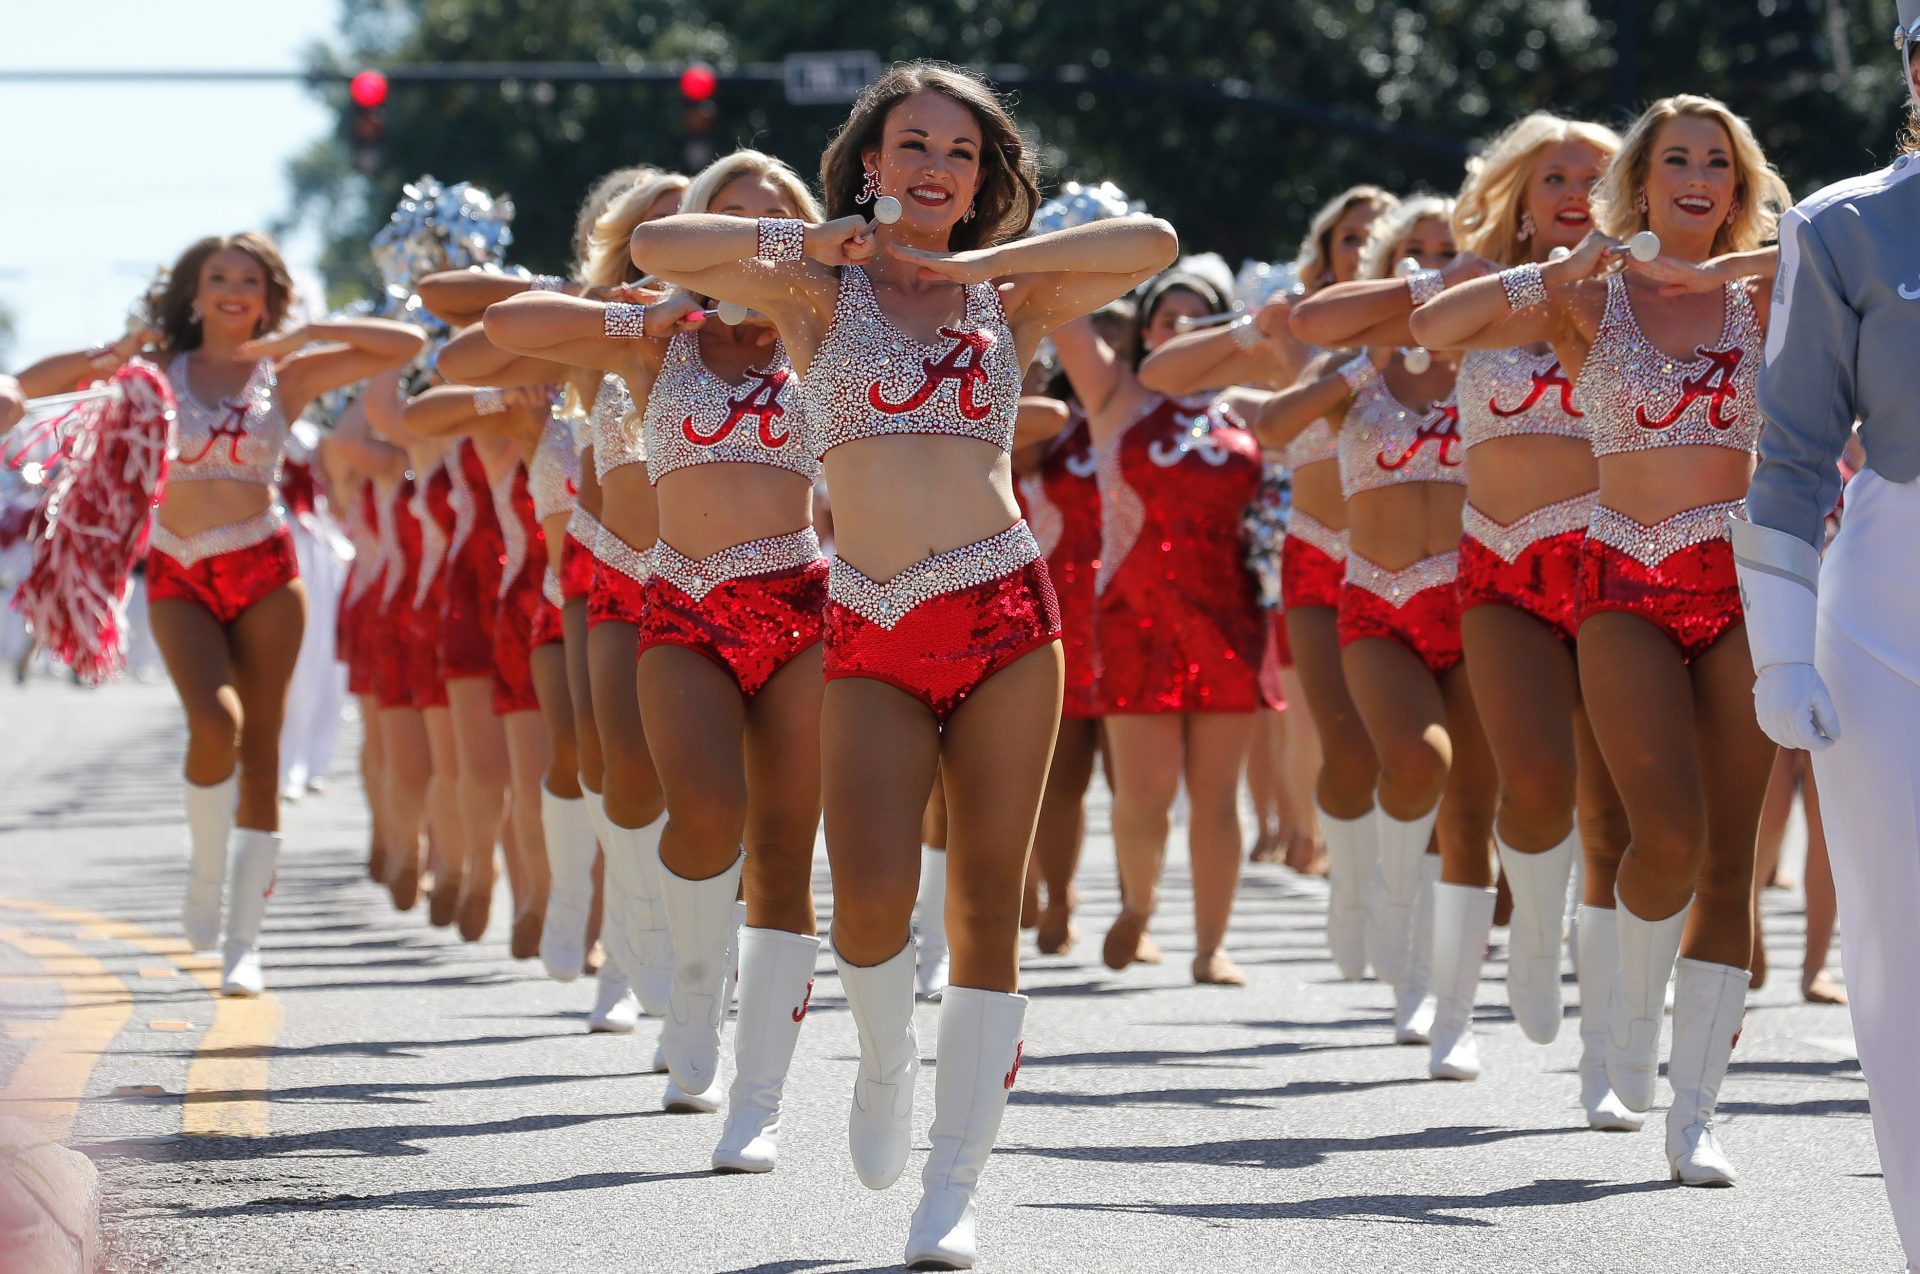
[[1517, 209, 1536, 241], [1633, 190, 1649, 215], [189, 299, 203, 324], [961, 203, 976, 223], [856, 168, 881, 205]]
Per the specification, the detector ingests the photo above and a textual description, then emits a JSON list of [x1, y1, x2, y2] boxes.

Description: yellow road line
[[0, 896, 281, 1137], [0, 929, 133, 1141]]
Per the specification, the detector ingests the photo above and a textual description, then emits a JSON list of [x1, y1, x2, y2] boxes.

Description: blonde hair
[[582, 171, 689, 291], [571, 166, 656, 270], [1593, 95, 1790, 255], [1453, 113, 1621, 266], [679, 149, 823, 223], [1292, 185, 1399, 292], [1358, 195, 1455, 281]]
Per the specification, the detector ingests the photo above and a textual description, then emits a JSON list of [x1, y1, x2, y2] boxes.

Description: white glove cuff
[[1728, 513, 1821, 671]]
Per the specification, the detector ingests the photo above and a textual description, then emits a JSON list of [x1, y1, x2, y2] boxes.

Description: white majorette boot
[[1574, 905, 1643, 1131], [601, 812, 672, 1016], [1427, 883, 1496, 1081], [182, 775, 237, 952], [1393, 855, 1439, 1045], [655, 848, 744, 1096], [904, 987, 1028, 1271], [1319, 804, 1378, 981], [538, 781, 598, 983], [655, 1042, 720, 1114], [1368, 807, 1437, 985], [220, 829, 280, 996], [1565, 851, 1586, 976], [712, 927, 821, 1173], [1496, 831, 1575, 1044], [1606, 891, 1690, 1113], [1666, 958, 1749, 1186], [835, 939, 919, 1189], [916, 846, 950, 1001], [587, 961, 640, 1034]]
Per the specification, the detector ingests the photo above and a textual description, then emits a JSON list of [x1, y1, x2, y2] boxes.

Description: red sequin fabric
[[639, 531, 827, 700], [1337, 551, 1463, 676], [561, 531, 595, 603], [1095, 394, 1275, 714], [374, 479, 422, 711], [531, 595, 565, 649], [823, 524, 1061, 723], [1016, 413, 1103, 718], [587, 527, 653, 629], [1576, 500, 1745, 663], [441, 444, 504, 680], [1455, 492, 1596, 644], [1280, 510, 1348, 612], [147, 519, 298, 626], [491, 464, 544, 714]]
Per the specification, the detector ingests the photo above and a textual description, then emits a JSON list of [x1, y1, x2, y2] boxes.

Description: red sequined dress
[[1016, 410, 1102, 718]]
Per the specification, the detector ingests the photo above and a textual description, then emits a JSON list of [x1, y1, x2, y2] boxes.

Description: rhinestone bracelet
[[474, 387, 506, 416], [1336, 354, 1379, 397], [756, 218, 807, 263], [529, 274, 567, 292], [1228, 316, 1262, 350], [1405, 268, 1445, 306], [604, 303, 650, 339], [1499, 264, 1549, 313]]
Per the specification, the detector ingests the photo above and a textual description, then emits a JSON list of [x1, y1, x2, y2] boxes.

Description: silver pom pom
[[1242, 459, 1292, 611], [1029, 180, 1146, 236], [1234, 259, 1305, 311]]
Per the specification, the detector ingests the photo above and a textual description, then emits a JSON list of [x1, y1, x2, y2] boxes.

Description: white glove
[[1752, 662, 1841, 751]]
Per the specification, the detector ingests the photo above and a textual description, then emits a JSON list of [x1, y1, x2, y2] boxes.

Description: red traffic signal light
[[349, 70, 389, 109], [679, 63, 717, 102]]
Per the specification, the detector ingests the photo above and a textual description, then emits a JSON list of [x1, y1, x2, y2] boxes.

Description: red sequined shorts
[[1456, 493, 1595, 646], [146, 512, 298, 626], [1338, 551, 1463, 677], [493, 571, 541, 715], [588, 526, 653, 630], [638, 530, 828, 701], [535, 571, 566, 648], [1281, 510, 1347, 613], [441, 549, 500, 681], [824, 522, 1061, 725], [1577, 501, 1744, 665], [408, 595, 448, 710], [562, 507, 599, 604]]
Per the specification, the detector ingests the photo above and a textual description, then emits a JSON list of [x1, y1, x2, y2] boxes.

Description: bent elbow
[[1406, 308, 1445, 349]]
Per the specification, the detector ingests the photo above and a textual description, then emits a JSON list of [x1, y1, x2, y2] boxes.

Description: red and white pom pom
[[11, 359, 175, 683]]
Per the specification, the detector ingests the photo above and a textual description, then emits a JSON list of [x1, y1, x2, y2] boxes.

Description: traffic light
[[349, 70, 388, 176], [680, 63, 718, 170]]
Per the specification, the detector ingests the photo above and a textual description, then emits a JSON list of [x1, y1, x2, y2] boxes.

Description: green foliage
[[287, 0, 1913, 291]]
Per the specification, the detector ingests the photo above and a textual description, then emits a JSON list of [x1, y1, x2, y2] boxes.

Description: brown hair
[[146, 232, 294, 354], [1291, 185, 1400, 292], [1592, 94, 1790, 255], [820, 61, 1041, 252]]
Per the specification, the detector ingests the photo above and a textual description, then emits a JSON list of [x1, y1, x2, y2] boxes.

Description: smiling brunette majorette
[[632, 61, 1176, 1269], [1414, 93, 1792, 1187], [17, 232, 424, 996]]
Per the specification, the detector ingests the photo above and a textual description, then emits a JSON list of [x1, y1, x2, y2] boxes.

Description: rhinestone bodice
[[827, 521, 1039, 629], [1284, 417, 1340, 469], [167, 354, 289, 485], [529, 415, 579, 523], [1574, 275, 1761, 458], [591, 373, 645, 481], [1336, 356, 1465, 498], [643, 331, 815, 484], [1456, 346, 1589, 450], [804, 266, 1021, 458]]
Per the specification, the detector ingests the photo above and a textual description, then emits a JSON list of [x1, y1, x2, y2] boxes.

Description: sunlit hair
[[583, 171, 688, 290], [820, 60, 1041, 252], [1592, 94, 1790, 255], [1453, 113, 1621, 266], [146, 232, 294, 354], [1358, 196, 1455, 281], [572, 165, 656, 269], [680, 149, 823, 223], [1292, 185, 1400, 292]]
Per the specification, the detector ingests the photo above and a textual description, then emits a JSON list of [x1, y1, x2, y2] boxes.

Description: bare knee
[[184, 696, 242, 763], [1374, 737, 1447, 816], [1499, 755, 1577, 840], [1318, 734, 1380, 815], [668, 784, 748, 856]]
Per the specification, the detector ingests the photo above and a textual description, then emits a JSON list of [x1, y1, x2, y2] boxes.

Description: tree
[[287, 0, 1912, 294]]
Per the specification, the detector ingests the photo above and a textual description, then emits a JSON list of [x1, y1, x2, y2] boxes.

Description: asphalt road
[[0, 678, 1901, 1273]]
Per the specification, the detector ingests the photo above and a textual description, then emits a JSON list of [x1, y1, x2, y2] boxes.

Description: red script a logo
[[868, 328, 995, 421], [1377, 403, 1462, 471], [684, 369, 793, 448], [1491, 361, 1580, 420], [1636, 347, 1744, 432], [180, 398, 252, 465]]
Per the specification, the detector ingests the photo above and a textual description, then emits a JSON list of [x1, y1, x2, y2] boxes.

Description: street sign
[[783, 51, 881, 105]]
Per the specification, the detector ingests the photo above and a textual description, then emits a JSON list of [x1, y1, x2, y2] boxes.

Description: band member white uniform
[[1734, 9, 1920, 1267]]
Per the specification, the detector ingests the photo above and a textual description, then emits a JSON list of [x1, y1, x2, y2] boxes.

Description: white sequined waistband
[[1463, 491, 1598, 564], [149, 507, 286, 567], [566, 505, 604, 548], [543, 567, 564, 608], [652, 528, 823, 602], [829, 521, 1040, 630], [592, 525, 654, 585], [1587, 500, 1741, 569], [1346, 550, 1459, 607], [1287, 509, 1349, 561]]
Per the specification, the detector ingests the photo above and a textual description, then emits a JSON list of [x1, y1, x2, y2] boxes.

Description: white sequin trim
[[543, 568, 564, 608], [1346, 551, 1458, 607], [652, 528, 823, 601], [1287, 508, 1349, 561], [593, 526, 654, 584], [1462, 492, 1598, 564], [566, 505, 603, 548], [412, 476, 449, 610], [493, 468, 528, 601], [149, 507, 285, 567], [1586, 500, 1742, 569], [829, 522, 1039, 630]]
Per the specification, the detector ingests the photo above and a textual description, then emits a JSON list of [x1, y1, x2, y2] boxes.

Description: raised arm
[[418, 268, 571, 327], [0, 375, 22, 434], [436, 323, 575, 388], [482, 287, 702, 380], [13, 322, 156, 397], [1048, 314, 1127, 420], [1249, 352, 1360, 449], [1138, 298, 1310, 395], [630, 214, 848, 332], [1013, 394, 1071, 449], [245, 318, 426, 421], [1409, 234, 1616, 354], [1292, 256, 1492, 349], [402, 383, 549, 442]]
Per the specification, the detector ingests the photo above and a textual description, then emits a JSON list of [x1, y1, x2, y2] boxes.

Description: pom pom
[[366, 175, 518, 394], [1029, 180, 1146, 236], [1234, 259, 1305, 311], [1241, 459, 1292, 611]]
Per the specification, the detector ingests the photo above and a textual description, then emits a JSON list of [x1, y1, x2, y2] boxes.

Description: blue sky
[[0, 2, 343, 365]]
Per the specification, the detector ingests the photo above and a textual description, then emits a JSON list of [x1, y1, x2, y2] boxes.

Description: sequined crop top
[[1284, 418, 1339, 470], [168, 354, 290, 485], [591, 373, 645, 481], [643, 331, 815, 484], [1574, 275, 1762, 458], [802, 266, 1021, 458], [529, 415, 579, 522], [1336, 355, 1465, 498], [1456, 346, 1588, 451]]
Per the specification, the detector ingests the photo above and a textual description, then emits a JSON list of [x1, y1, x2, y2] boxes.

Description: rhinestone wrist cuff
[[604, 303, 649, 339], [1405, 268, 1445, 306], [1228, 316, 1262, 350], [473, 387, 506, 416], [530, 274, 567, 292], [1499, 264, 1549, 313], [755, 219, 807, 263]]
